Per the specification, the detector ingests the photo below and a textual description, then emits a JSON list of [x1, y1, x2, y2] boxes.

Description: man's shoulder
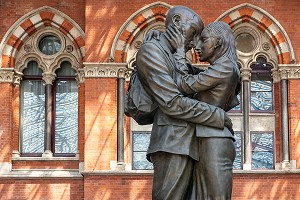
[[140, 38, 162, 51]]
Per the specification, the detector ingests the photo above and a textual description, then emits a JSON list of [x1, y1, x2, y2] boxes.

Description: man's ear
[[214, 37, 223, 49], [172, 14, 182, 28]]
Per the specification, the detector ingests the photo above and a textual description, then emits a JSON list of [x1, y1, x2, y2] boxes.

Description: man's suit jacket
[[136, 35, 226, 161], [175, 56, 240, 139]]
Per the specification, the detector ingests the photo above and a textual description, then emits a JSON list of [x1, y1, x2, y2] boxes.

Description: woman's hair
[[205, 21, 237, 65]]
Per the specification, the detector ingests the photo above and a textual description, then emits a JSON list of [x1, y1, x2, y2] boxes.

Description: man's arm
[[136, 41, 225, 129]]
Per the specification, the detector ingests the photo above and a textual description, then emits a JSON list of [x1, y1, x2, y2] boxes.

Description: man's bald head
[[165, 6, 204, 33]]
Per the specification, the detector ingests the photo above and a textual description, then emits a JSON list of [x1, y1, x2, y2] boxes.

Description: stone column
[[116, 68, 126, 170], [42, 72, 56, 157], [279, 69, 290, 167], [240, 68, 252, 170]]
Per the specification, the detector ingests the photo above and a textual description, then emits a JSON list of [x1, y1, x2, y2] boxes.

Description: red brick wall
[[0, 179, 83, 200], [0, 83, 12, 163], [289, 79, 300, 168], [83, 0, 300, 62], [84, 175, 153, 200], [83, 174, 300, 200], [232, 173, 300, 200], [84, 78, 118, 170], [1, 0, 300, 200]]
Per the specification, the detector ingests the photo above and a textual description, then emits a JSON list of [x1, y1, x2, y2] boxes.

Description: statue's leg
[[198, 137, 236, 200], [150, 152, 194, 200]]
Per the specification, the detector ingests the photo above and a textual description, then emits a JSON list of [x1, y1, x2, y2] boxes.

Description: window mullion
[[44, 83, 53, 157]]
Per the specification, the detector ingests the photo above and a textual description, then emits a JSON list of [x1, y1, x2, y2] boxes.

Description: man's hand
[[165, 24, 186, 53], [224, 113, 234, 136], [144, 30, 161, 42]]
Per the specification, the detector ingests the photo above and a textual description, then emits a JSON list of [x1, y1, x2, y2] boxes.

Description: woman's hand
[[165, 24, 186, 53]]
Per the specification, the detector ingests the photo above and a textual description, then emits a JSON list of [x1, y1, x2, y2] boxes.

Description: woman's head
[[195, 21, 237, 64]]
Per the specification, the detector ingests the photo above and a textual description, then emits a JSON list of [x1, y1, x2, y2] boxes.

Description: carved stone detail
[[66, 45, 74, 53], [75, 69, 85, 85], [271, 64, 300, 83], [240, 68, 252, 81], [0, 69, 14, 82], [24, 44, 33, 52], [13, 71, 23, 85], [83, 63, 127, 78], [42, 72, 56, 85]]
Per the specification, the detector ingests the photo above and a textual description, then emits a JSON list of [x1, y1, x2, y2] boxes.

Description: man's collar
[[159, 33, 176, 54]]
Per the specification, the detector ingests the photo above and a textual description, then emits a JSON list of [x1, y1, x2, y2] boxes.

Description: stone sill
[[82, 170, 154, 176], [12, 157, 79, 161], [233, 169, 300, 174], [1, 169, 300, 179], [82, 169, 300, 176], [0, 170, 82, 179]]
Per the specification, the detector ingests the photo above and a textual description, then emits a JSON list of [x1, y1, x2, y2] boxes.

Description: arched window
[[16, 26, 81, 157], [19, 61, 78, 157], [231, 23, 277, 170]]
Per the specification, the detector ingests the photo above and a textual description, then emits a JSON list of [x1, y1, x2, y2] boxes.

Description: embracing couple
[[135, 5, 240, 200]]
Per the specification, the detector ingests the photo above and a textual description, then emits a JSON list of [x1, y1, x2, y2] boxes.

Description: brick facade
[[1, 0, 300, 199]]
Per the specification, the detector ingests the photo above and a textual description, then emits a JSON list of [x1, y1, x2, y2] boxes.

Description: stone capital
[[42, 72, 56, 85], [240, 68, 252, 81]]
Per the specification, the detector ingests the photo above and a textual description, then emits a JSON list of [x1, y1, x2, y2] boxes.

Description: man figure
[[136, 6, 232, 199]]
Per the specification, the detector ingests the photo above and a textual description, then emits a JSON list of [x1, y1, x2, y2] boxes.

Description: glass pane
[[23, 61, 42, 76], [133, 132, 151, 151], [233, 151, 242, 170], [251, 133, 274, 169], [234, 132, 242, 151], [132, 132, 152, 170], [39, 35, 61, 55], [235, 33, 256, 53], [56, 61, 76, 76], [252, 152, 273, 169], [133, 152, 153, 170], [233, 132, 242, 169], [21, 80, 45, 153], [251, 81, 273, 111], [252, 133, 273, 151], [55, 80, 78, 153]]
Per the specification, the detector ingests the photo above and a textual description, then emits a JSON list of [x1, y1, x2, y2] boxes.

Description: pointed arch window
[[19, 61, 78, 157]]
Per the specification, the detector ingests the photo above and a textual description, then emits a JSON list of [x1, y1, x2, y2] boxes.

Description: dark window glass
[[250, 57, 273, 112], [39, 35, 61, 55], [235, 33, 256, 53]]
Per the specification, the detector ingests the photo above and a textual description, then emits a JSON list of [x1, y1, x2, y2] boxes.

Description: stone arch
[[216, 3, 294, 64], [110, 1, 171, 63], [0, 6, 85, 68]]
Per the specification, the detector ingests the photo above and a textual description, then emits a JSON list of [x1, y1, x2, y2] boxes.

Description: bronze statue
[[169, 21, 240, 199], [135, 6, 233, 200]]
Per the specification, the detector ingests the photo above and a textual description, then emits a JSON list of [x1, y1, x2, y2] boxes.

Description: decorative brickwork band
[[216, 3, 295, 64], [110, 2, 171, 63]]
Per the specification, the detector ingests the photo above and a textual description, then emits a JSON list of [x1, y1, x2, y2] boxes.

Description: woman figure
[[172, 21, 240, 199]]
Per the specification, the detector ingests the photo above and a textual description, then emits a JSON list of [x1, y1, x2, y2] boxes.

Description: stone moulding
[[2, 63, 300, 84], [83, 62, 128, 79]]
